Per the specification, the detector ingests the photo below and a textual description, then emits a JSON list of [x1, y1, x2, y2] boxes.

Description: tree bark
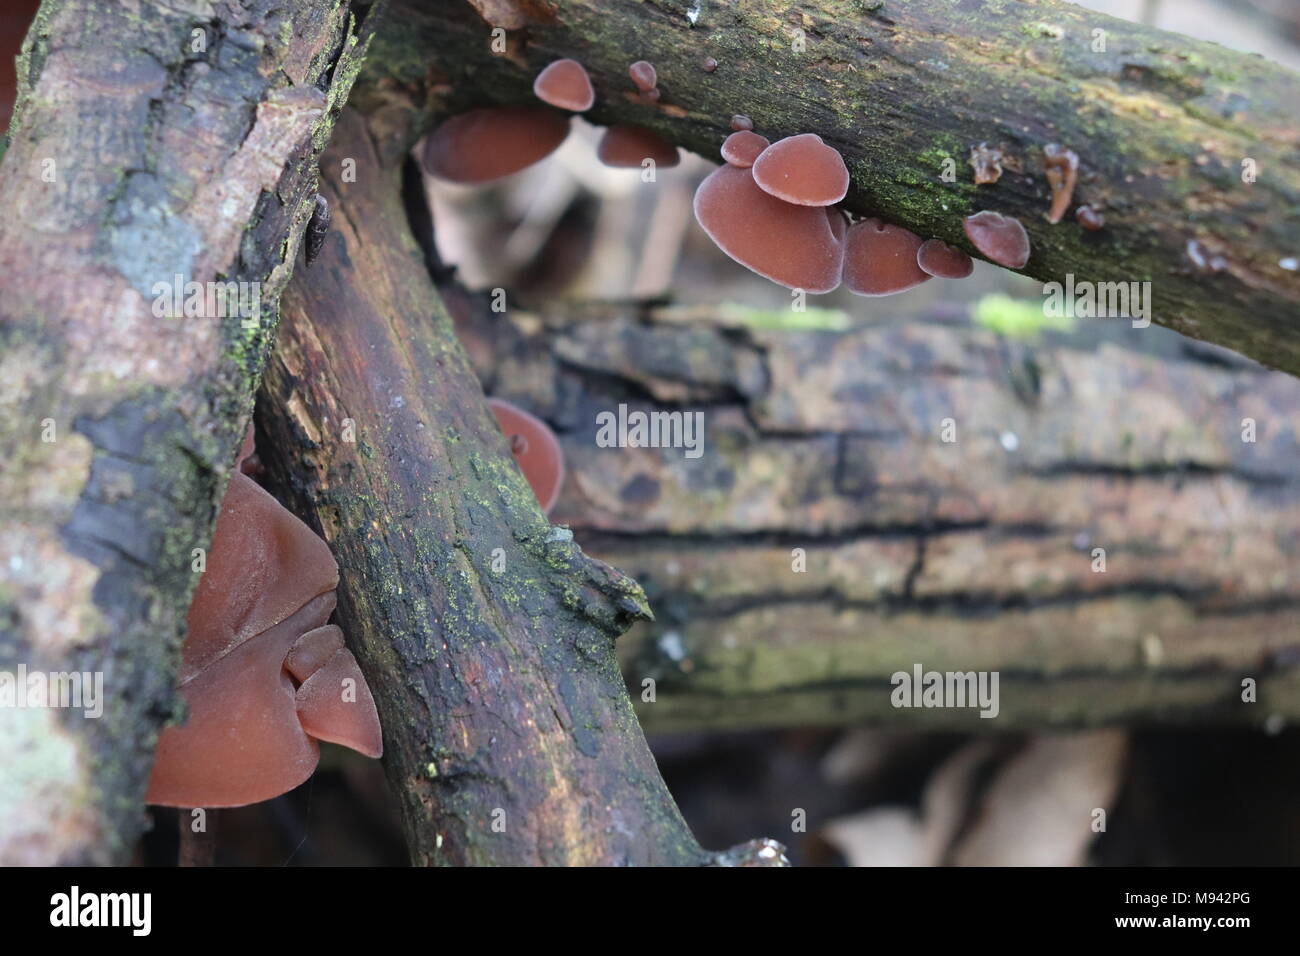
[[258, 108, 785, 866], [360, 0, 1300, 375], [440, 282, 1300, 732], [0, 0, 385, 864]]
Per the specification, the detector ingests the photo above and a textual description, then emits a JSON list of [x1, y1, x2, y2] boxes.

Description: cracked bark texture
[[256, 108, 746, 866], [359, 0, 1300, 374], [446, 292, 1300, 732], [0, 0, 385, 865]]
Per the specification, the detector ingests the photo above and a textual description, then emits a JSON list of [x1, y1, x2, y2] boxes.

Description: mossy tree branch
[[0, 0, 385, 864], [258, 108, 784, 865], [359, 0, 1300, 374]]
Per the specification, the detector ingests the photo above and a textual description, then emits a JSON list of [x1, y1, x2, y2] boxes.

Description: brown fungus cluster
[[694, 163, 845, 293], [695, 124, 1005, 295]]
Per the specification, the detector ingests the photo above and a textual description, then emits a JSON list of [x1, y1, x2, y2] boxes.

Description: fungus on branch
[[597, 125, 680, 168], [489, 398, 566, 514], [693, 164, 845, 293], [751, 133, 849, 207], [146, 430, 382, 809], [1043, 144, 1080, 224], [629, 61, 657, 93], [917, 238, 974, 279], [422, 106, 570, 184], [721, 131, 769, 169], [963, 210, 1031, 269], [533, 58, 595, 112], [842, 218, 932, 296]]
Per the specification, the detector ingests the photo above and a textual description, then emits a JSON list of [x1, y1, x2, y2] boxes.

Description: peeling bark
[[358, 0, 1300, 375], [0, 0, 386, 864], [443, 285, 1300, 732]]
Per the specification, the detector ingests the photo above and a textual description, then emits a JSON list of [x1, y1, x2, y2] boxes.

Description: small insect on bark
[[305, 194, 331, 266]]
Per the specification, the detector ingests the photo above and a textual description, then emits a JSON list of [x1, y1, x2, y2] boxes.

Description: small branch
[[257, 108, 774, 865]]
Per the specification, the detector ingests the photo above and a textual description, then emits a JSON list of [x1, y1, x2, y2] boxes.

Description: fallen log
[[444, 290, 1300, 732]]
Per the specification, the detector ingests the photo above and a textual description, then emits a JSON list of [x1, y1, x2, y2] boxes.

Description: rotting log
[[257, 108, 784, 866], [0, 0, 386, 865], [440, 286, 1300, 733], [358, 0, 1300, 375]]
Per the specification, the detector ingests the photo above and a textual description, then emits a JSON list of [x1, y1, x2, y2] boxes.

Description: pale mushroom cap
[[730, 114, 753, 131], [721, 130, 770, 169], [422, 106, 570, 184], [693, 163, 845, 293], [629, 60, 658, 92], [963, 210, 1031, 269], [751, 133, 850, 207], [842, 218, 932, 296], [596, 124, 680, 168], [917, 238, 975, 279], [489, 398, 566, 514], [533, 58, 595, 112]]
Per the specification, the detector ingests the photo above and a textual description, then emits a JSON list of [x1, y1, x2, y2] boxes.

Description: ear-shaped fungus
[[629, 61, 658, 92], [489, 398, 566, 514], [751, 133, 849, 207], [146, 430, 382, 808], [916, 238, 974, 279], [1076, 205, 1105, 231], [721, 130, 770, 169], [842, 218, 932, 296], [596, 125, 680, 168], [694, 163, 845, 293], [963, 210, 1031, 269], [1043, 144, 1079, 224], [422, 106, 570, 184], [533, 58, 595, 112]]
